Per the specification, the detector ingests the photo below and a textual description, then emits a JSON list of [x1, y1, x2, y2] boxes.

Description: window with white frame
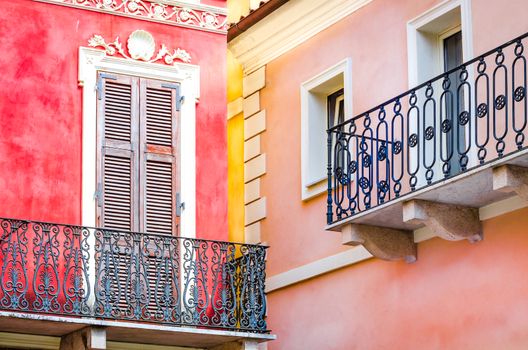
[[407, 0, 473, 86], [78, 47, 199, 239], [406, 0, 474, 182], [300, 58, 352, 200]]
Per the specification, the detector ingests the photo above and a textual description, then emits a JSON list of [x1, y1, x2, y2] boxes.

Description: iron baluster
[[512, 40, 527, 149], [327, 32, 528, 225]]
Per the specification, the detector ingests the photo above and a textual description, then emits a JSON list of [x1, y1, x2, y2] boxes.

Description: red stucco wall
[[0, 0, 227, 240]]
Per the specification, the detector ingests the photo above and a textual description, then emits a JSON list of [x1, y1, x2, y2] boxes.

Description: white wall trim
[[301, 58, 352, 200], [228, 0, 372, 74], [266, 195, 527, 292], [266, 246, 372, 292], [407, 0, 474, 87], [479, 195, 528, 221], [78, 47, 199, 238], [0, 332, 59, 349]]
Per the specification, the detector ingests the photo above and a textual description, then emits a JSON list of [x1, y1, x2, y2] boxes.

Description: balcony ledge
[[327, 148, 528, 259], [0, 311, 275, 348]]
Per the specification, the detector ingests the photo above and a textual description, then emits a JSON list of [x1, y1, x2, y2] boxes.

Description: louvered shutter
[[97, 75, 180, 319], [139, 79, 180, 236], [97, 73, 140, 231]]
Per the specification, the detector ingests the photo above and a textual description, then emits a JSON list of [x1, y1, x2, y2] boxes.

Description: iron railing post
[[326, 129, 333, 225]]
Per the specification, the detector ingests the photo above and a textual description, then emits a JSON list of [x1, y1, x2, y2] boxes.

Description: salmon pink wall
[[268, 208, 528, 349], [260, 0, 528, 275], [261, 0, 446, 276], [257, 0, 528, 347], [0, 0, 227, 240]]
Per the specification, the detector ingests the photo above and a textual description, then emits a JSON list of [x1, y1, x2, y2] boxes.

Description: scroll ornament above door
[[88, 30, 192, 65]]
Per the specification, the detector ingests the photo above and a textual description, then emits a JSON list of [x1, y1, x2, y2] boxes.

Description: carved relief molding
[[34, 0, 228, 34], [88, 30, 192, 64]]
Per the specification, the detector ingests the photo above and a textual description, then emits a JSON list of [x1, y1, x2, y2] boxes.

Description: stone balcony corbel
[[342, 224, 417, 263], [403, 200, 482, 242], [493, 164, 528, 200]]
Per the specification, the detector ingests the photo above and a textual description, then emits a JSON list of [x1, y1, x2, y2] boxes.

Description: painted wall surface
[[227, 112, 245, 243], [260, 0, 528, 274], [268, 208, 528, 349], [254, 0, 528, 348], [227, 0, 250, 24], [226, 0, 248, 244], [0, 0, 227, 241]]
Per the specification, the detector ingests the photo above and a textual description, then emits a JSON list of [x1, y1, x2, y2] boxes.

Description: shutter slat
[[146, 100, 172, 106], [104, 80, 132, 143], [145, 110, 172, 119], [103, 154, 132, 231], [145, 87, 173, 147], [145, 160, 173, 235]]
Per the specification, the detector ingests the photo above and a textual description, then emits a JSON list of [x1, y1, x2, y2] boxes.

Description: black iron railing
[[0, 218, 268, 332], [327, 32, 528, 225]]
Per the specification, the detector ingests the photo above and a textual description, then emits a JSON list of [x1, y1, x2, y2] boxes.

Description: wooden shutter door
[[97, 73, 140, 231], [139, 78, 181, 236], [97, 73, 144, 318]]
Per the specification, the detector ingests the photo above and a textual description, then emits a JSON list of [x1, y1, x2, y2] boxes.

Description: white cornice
[[228, 0, 372, 74]]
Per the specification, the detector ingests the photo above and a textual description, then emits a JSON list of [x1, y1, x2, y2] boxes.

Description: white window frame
[[438, 24, 463, 72], [407, 0, 474, 87], [406, 0, 477, 180], [300, 58, 352, 200], [78, 47, 199, 238]]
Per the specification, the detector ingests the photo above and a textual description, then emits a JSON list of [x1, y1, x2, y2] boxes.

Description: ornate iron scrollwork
[[0, 218, 269, 333]]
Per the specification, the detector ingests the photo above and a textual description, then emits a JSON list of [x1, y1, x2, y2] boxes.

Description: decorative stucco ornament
[[88, 31, 191, 65], [151, 3, 166, 19], [43, 0, 228, 34], [101, 0, 114, 8], [126, 1, 140, 12], [127, 30, 156, 61], [202, 12, 217, 28]]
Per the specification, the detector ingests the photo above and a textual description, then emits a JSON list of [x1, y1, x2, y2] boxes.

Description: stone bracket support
[[493, 164, 528, 201], [59, 327, 106, 350], [403, 200, 482, 242], [342, 224, 417, 263]]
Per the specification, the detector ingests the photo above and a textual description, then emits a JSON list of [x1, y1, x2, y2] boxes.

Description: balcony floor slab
[[0, 311, 275, 348], [327, 148, 528, 232]]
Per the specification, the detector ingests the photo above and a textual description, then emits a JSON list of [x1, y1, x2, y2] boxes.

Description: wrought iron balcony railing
[[0, 218, 268, 333], [327, 32, 528, 225]]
